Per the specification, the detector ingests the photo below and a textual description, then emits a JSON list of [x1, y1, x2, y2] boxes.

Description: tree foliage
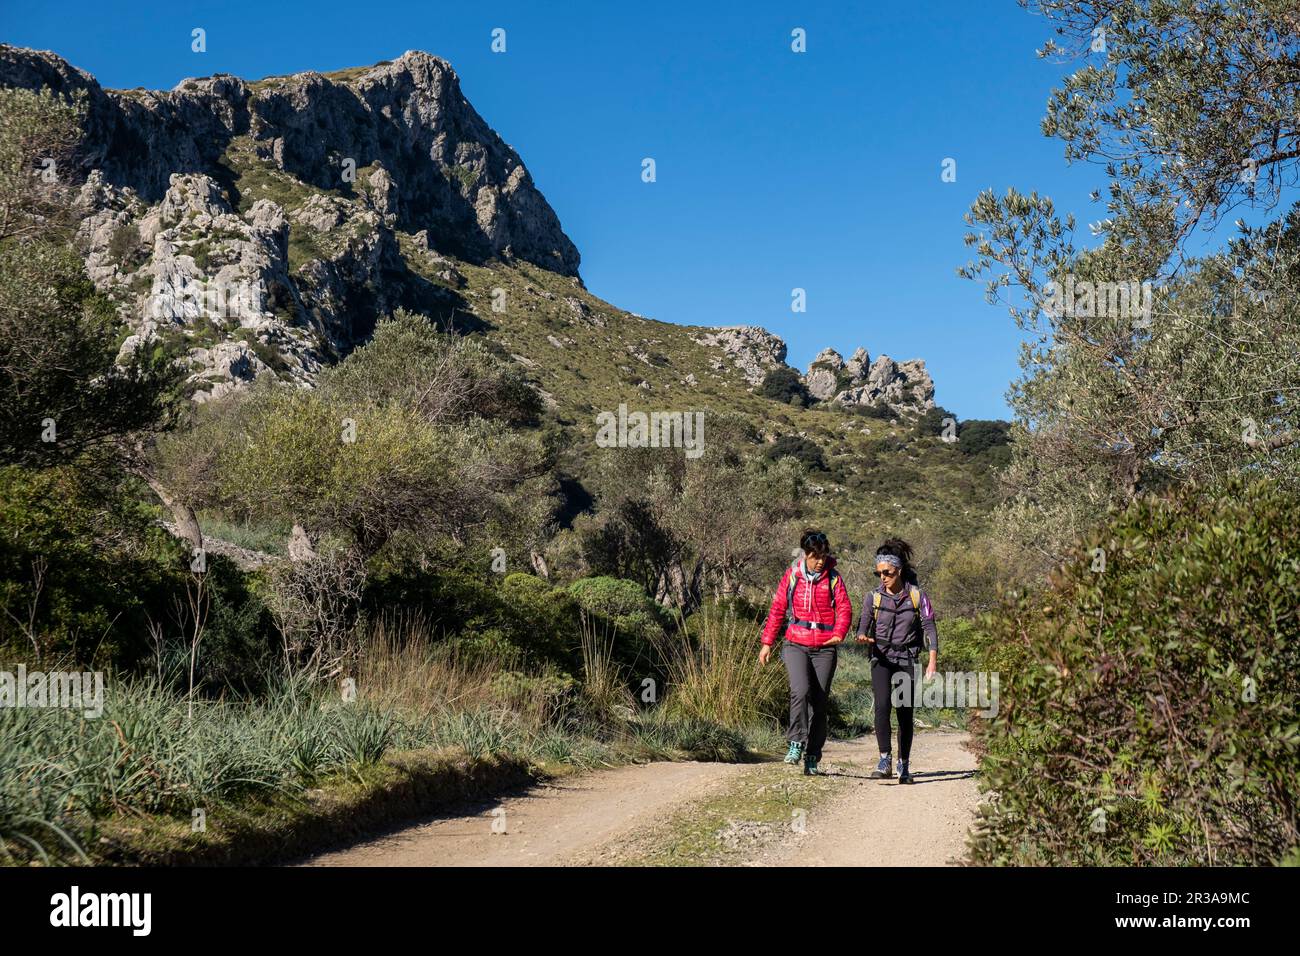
[[575, 414, 804, 608], [0, 87, 179, 471], [155, 311, 557, 558], [962, 0, 1300, 566], [759, 367, 811, 405]]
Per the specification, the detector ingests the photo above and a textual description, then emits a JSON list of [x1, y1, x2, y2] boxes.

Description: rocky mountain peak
[[1, 44, 941, 417], [0, 44, 580, 276]]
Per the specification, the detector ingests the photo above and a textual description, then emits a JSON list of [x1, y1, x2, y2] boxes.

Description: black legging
[[872, 655, 914, 761]]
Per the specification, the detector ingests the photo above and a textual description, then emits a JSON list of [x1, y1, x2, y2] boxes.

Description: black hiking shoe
[[897, 759, 914, 784], [871, 754, 893, 779]]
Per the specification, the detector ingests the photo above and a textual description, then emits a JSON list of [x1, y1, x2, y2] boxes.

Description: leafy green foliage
[[0, 89, 180, 469], [961, 0, 1300, 566], [913, 405, 956, 437], [766, 435, 826, 472], [161, 313, 556, 557], [0, 465, 180, 666], [970, 478, 1300, 865], [759, 367, 810, 404], [957, 419, 1011, 460], [573, 415, 804, 608], [567, 575, 667, 648]]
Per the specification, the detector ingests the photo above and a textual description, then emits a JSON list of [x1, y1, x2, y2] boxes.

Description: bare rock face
[[805, 348, 844, 400], [832, 352, 935, 412], [844, 347, 871, 381], [792, 343, 935, 413], [80, 168, 326, 393], [189, 341, 273, 403], [691, 326, 788, 385], [0, 44, 582, 398], [0, 46, 580, 275]]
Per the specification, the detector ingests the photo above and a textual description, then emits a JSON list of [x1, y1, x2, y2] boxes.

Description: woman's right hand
[[758, 645, 771, 666]]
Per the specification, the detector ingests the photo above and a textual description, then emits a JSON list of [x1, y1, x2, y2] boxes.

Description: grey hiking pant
[[782, 642, 838, 760]]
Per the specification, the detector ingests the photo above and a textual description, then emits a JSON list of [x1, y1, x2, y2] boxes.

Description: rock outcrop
[[805, 348, 844, 401], [802, 346, 935, 413], [691, 326, 788, 385], [0, 45, 580, 396]]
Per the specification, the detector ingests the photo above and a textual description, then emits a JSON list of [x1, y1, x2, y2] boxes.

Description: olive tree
[[960, 0, 1300, 566]]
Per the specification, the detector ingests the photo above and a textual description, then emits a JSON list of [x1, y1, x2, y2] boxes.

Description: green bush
[[957, 419, 1011, 457], [196, 556, 279, 692], [759, 367, 809, 405], [766, 435, 826, 472], [853, 403, 895, 421], [913, 405, 956, 436], [0, 466, 184, 667], [566, 576, 667, 672], [362, 563, 578, 670], [937, 617, 987, 674], [970, 478, 1300, 866], [566, 576, 645, 619]]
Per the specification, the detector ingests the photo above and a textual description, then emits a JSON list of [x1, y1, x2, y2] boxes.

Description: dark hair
[[800, 528, 831, 558], [875, 537, 917, 584]]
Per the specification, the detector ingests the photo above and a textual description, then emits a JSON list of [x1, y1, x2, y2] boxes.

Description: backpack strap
[[784, 561, 799, 622], [871, 587, 922, 632], [785, 561, 837, 632]]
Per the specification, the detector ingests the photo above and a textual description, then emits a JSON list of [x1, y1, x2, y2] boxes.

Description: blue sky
[[4, 0, 1123, 420]]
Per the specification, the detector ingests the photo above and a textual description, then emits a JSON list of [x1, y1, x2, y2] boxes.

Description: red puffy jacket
[[761, 557, 853, 648]]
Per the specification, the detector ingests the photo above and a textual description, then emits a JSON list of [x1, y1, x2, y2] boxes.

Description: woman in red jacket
[[758, 529, 853, 775]]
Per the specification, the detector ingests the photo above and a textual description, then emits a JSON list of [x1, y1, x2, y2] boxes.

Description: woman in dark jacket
[[855, 537, 938, 784]]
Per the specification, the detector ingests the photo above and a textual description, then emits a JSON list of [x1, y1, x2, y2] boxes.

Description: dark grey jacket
[[857, 583, 939, 662]]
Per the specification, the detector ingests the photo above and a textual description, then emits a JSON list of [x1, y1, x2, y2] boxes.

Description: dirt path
[[752, 731, 980, 866], [301, 732, 980, 867], [303, 760, 749, 867]]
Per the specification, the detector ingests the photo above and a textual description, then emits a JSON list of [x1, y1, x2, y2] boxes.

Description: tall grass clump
[[576, 612, 636, 728], [659, 606, 785, 729], [0, 668, 430, 862]]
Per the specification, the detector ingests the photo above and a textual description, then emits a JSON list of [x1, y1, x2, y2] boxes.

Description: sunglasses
[[874, 568, 900, 578]]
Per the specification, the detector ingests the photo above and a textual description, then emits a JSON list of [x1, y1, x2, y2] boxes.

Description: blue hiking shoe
[[897, 759, 914, 784], [803, 754, 822, 776], [871, 754, 893, 779], [783, 741, 805, 764]]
